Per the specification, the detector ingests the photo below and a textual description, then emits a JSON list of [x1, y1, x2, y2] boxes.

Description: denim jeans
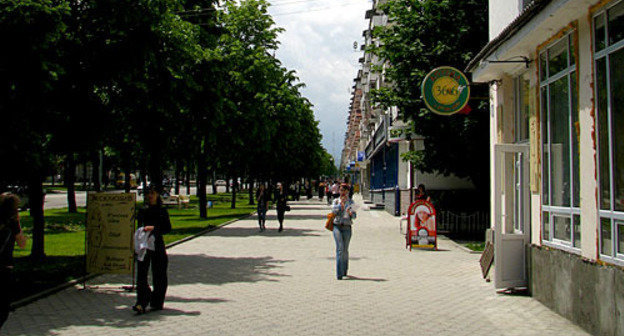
[[333, 224, 352, 279]]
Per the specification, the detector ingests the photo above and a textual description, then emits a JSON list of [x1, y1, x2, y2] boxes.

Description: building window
[[594, 1, 624, 263], [540, 32, 580, 249]]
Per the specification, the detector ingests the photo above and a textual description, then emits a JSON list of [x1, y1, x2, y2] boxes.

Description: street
[[3, 196, 588, 336], [43, 186, 228, 210]]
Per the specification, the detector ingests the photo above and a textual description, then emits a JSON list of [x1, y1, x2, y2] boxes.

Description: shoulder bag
[[325, 213, 335, 231]]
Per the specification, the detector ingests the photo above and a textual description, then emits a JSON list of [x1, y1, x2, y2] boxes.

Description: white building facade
[[468, 0, 624, 334]]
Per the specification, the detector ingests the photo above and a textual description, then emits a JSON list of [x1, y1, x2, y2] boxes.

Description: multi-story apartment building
[[343, 0, 473, 216], [468, 0, 624, 334]]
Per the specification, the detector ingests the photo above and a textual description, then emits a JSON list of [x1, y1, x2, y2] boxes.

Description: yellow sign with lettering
[[421, 66, 471, 116], [86, 193, 135, 274]]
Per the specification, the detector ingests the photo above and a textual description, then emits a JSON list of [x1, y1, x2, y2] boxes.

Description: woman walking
[[274, 182, 288, 232], [331, 185, 356, 280], [0, 193, 26, 329], [133, 186, 171, 314], [256, 184, 270, 232]]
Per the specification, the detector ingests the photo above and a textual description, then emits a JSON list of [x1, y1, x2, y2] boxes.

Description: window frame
[[593, 0, 624, 265], [539, 31, 581, 251]]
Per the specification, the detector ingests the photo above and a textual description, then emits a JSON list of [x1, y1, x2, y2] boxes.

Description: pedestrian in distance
[[0, 193, 27, 329], [331, 184, 356, 280], [274, 182, 289, 232], [331, 181, 340, 201], [318, 181, 325, 201], [348, 182, 354, 199], [295, 181, 301, 201], [415, 184, 431, 202], [133, 185, 171, 314], [325, 181, 332, 205], [256, 184, 270, 232]]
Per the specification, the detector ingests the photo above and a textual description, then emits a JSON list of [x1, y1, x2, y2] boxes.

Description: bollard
[[395, 185, 400, 216]]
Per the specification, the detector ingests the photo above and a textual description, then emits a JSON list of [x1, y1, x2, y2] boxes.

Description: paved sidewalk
[[3, 197, 589, 335]]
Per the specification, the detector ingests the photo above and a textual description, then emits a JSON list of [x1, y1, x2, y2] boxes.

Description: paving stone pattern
[[3, 196, 589, 335]]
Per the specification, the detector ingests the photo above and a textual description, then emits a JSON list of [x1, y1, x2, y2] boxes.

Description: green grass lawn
[[463, 241, 486, 252], [12, 193, 256, 302]]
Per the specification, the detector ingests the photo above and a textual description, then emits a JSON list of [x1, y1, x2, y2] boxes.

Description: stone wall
[[370, 189, 412, 216], [529, 245, 624, 335]]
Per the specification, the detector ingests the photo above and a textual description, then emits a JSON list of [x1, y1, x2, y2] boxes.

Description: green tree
[[0, 0, 70, 259], [370, 0, 490, 192]]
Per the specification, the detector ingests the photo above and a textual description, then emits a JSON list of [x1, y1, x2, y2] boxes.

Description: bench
[[162, 195, 179, 207], [178, 195, 190, 208], [162, 195, 191, 209]]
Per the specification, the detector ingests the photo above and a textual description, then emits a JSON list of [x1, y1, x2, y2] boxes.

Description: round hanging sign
[[421, 66, 470, 116]]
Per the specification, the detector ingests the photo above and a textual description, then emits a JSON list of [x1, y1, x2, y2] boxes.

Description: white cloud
[[268, 0, 371, 162]]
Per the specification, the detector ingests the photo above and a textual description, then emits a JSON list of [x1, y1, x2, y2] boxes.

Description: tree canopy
[[0, 0, 333, 259], [370, 0, 489, 191]]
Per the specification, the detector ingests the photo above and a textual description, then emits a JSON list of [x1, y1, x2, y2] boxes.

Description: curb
[[441, 236, 483, 254], [10, 211, 256, 310]]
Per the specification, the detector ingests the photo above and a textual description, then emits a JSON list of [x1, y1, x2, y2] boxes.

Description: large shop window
[[540, 32, 581, 250], [370, 143, 399, 190], [594, 1, 624, 263]]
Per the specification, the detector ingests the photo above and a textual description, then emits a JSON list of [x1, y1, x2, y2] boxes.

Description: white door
[[494, 144, 530, 289]]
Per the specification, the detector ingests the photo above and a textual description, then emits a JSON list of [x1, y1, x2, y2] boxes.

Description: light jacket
[[332, 198, 357, 225]]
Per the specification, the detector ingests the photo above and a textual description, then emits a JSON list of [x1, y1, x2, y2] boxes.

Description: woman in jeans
[[331, 185, 356, 280], [256, 184, 269, 232]]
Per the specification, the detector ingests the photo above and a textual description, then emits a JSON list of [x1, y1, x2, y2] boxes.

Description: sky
[[266, 0, 372, 163]]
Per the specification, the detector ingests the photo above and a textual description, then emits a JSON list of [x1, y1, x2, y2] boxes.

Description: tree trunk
[[92, 152, 101, 192], [248, 178, 254, 205], [147, 150, 163, 193], [82, 160, 88, 189], [28, 176, 46, 261], [185, 164, 191, 195], [225, 176, 230, 194], [211, 171, 217, 195], [230, 179, 237, 209], [124, 165, 131, 194], [65, 154, 77, 213], [174, 160, 181, 195], [140, 165, 148, 191], [197, 142, 208, 219]]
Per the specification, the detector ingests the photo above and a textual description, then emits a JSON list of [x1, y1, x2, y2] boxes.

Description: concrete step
[[368, 204, 385, 210]]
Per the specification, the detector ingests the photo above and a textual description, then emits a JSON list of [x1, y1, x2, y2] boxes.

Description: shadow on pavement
[[176, 213, 245, 222], [207, 226, 320, 237], [344, 275, 387, 282], [5, 254, 290, 336], [4, 291, 203, 336], [289, 206, 332, 211], [167, 254, 292, 285], [261, 214, 326, 221], [164, 295, 229, 303]]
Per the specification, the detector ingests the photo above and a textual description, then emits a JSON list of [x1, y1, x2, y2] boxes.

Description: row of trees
[[369, 0, 490, 193], [0, 0, 335, 260]]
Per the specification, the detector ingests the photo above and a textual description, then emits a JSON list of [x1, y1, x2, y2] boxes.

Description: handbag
[[285, 205, 291, 212], [325, 213, 335, 231]]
